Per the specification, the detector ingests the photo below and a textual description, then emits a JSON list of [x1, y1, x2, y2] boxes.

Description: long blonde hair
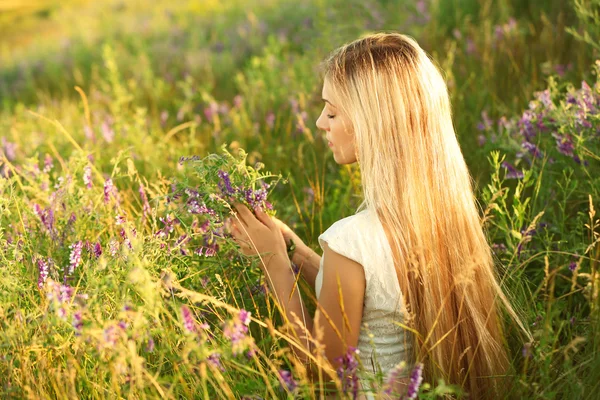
[[319, 32, 531, 398]]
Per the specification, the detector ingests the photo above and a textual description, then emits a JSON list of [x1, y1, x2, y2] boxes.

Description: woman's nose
[[316, 113, 328, 131]]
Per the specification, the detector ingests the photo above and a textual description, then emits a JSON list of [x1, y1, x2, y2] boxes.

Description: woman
[[230, 32, 529, 399]]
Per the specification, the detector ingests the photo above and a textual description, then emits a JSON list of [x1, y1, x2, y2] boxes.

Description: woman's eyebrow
[[322, 98, 336, 107]]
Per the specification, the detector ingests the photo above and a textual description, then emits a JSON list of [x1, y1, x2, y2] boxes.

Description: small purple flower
[[146, 336, 155, 352], [477, 110, 493, 131], [522, 343, 531, 359], [101, 120, 115, 143], [83, 165, 92, 189], [569, 261, 577, 272], [406, 362, 424, 399], [103, 325, 118, 347], [43, 154, 54, 173], [204, 102, 219, 123], [383, 362, 406, 395], [477, 134, 486, 147], [239, 309, 251, 326], [207, 352, 225, 371], [522, 141, 543, 159], [68, 241, 83, 275], [501, 161, 524, 179], [335, 347, 360, 399], [1, 137, 17, 161], [181, 305, 195, 333], [492, 243, 507, 253], [278, 370, 298, 392], [37, 257, 50, 289], [139, 184, 151, 220], [156, 214, 178, 238], [108, 239, 119, 257], [291, 262, 300, 276], [552, 132, 575, 157], [72, 311, 83, 335], [160, 110, 169, 128], [115, 214, 126, 225], [104, 179, 114, 204], [217, 170, 235, 196], [93, 242, 102, 258], [265, 112, 275, 129]]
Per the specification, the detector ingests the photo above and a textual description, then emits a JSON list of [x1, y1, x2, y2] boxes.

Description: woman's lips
[[327, 141, 333, 147]]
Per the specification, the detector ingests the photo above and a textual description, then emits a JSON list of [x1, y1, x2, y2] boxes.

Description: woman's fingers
[[232, 203, 250, 227], [254, 207, 275, 230]]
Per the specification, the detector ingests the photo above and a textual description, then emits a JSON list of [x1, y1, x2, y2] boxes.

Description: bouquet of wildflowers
[[160, 144, 283, 261]]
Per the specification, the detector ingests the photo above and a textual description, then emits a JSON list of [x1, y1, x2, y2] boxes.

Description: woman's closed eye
[[327, 114, 335, 119]]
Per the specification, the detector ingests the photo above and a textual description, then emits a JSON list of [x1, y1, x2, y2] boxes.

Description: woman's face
[[316, 78, 357, 165]]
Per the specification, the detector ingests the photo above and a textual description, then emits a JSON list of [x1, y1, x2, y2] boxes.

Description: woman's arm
[[230, 205, 366, 394], [267, 242, 365, 382], [271, 216, 322, 289], [292, 245, 322, 289]]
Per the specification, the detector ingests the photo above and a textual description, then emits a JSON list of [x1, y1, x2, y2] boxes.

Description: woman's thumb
[[254, 207, 276, 230]]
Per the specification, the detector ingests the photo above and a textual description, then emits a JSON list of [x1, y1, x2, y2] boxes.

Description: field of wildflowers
[[1, 0, 599, 398]]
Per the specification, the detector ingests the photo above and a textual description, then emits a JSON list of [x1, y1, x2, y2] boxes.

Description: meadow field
[[1, 0, 599, 398]]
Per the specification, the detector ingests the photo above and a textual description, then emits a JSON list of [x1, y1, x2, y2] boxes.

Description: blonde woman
[[230, 32, 530, 399]]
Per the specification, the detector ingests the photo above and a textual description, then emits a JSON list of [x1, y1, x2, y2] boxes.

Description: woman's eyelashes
[[327, 114, 335, 119]]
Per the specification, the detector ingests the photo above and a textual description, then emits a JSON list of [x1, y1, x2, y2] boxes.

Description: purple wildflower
[[291, 262, 300, 276], [477, 110, 493, 131], [104, 179, 114, 204], [217, 170, 235, 196], [101, 120, 115, 143], [181, 305, 196, 333], [569, 259, 578, 272], [93, 242, 102, 258], [223, 309, 252, 356], [501, 161, 524, 179], [160, 110, 169, 128], [68, 241, 83, 275], [204, 102, 219, 123], [1, 137, 16, 161], [207, 352, 225, 371], [239, 309, 251, 326], [492, 243, 507, 254], [335, 347, 360, 399], [201, 276, 209, 288], [522, 141, 543, 159], [406, 362, 424, 399], [265, 112, 275, 129], [146, 336, 155, 352], [552, 132, 575, 157], [37, 257, 50, 289], [156, 214, 178, 238], [139, 184, 151, 220], [84, 125, 95, 141], [103, 325, 119, 347], [477, 134, 486, 147], [43, 154, 54, 173], [115, 214, 126, 225], [72, 311, 83, 335], [278, 370, 298, 392], [383, 362, 407, 395], [108, 239, 119, 257], [522, 343, 531, 359], [83, 165, 92, 189]]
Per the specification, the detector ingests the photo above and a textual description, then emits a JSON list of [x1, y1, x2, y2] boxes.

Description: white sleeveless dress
[[315, 208, 414, 398]]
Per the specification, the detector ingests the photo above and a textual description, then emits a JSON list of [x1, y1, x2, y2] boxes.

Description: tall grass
[[0, 0, 599, 398]]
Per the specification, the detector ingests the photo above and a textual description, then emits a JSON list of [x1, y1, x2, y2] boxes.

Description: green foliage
[[0, 0, 599, 398]]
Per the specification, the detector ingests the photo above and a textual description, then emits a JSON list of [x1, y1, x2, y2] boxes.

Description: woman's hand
[[229, 202, 288, 269], [271, 216, 307, 251]]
